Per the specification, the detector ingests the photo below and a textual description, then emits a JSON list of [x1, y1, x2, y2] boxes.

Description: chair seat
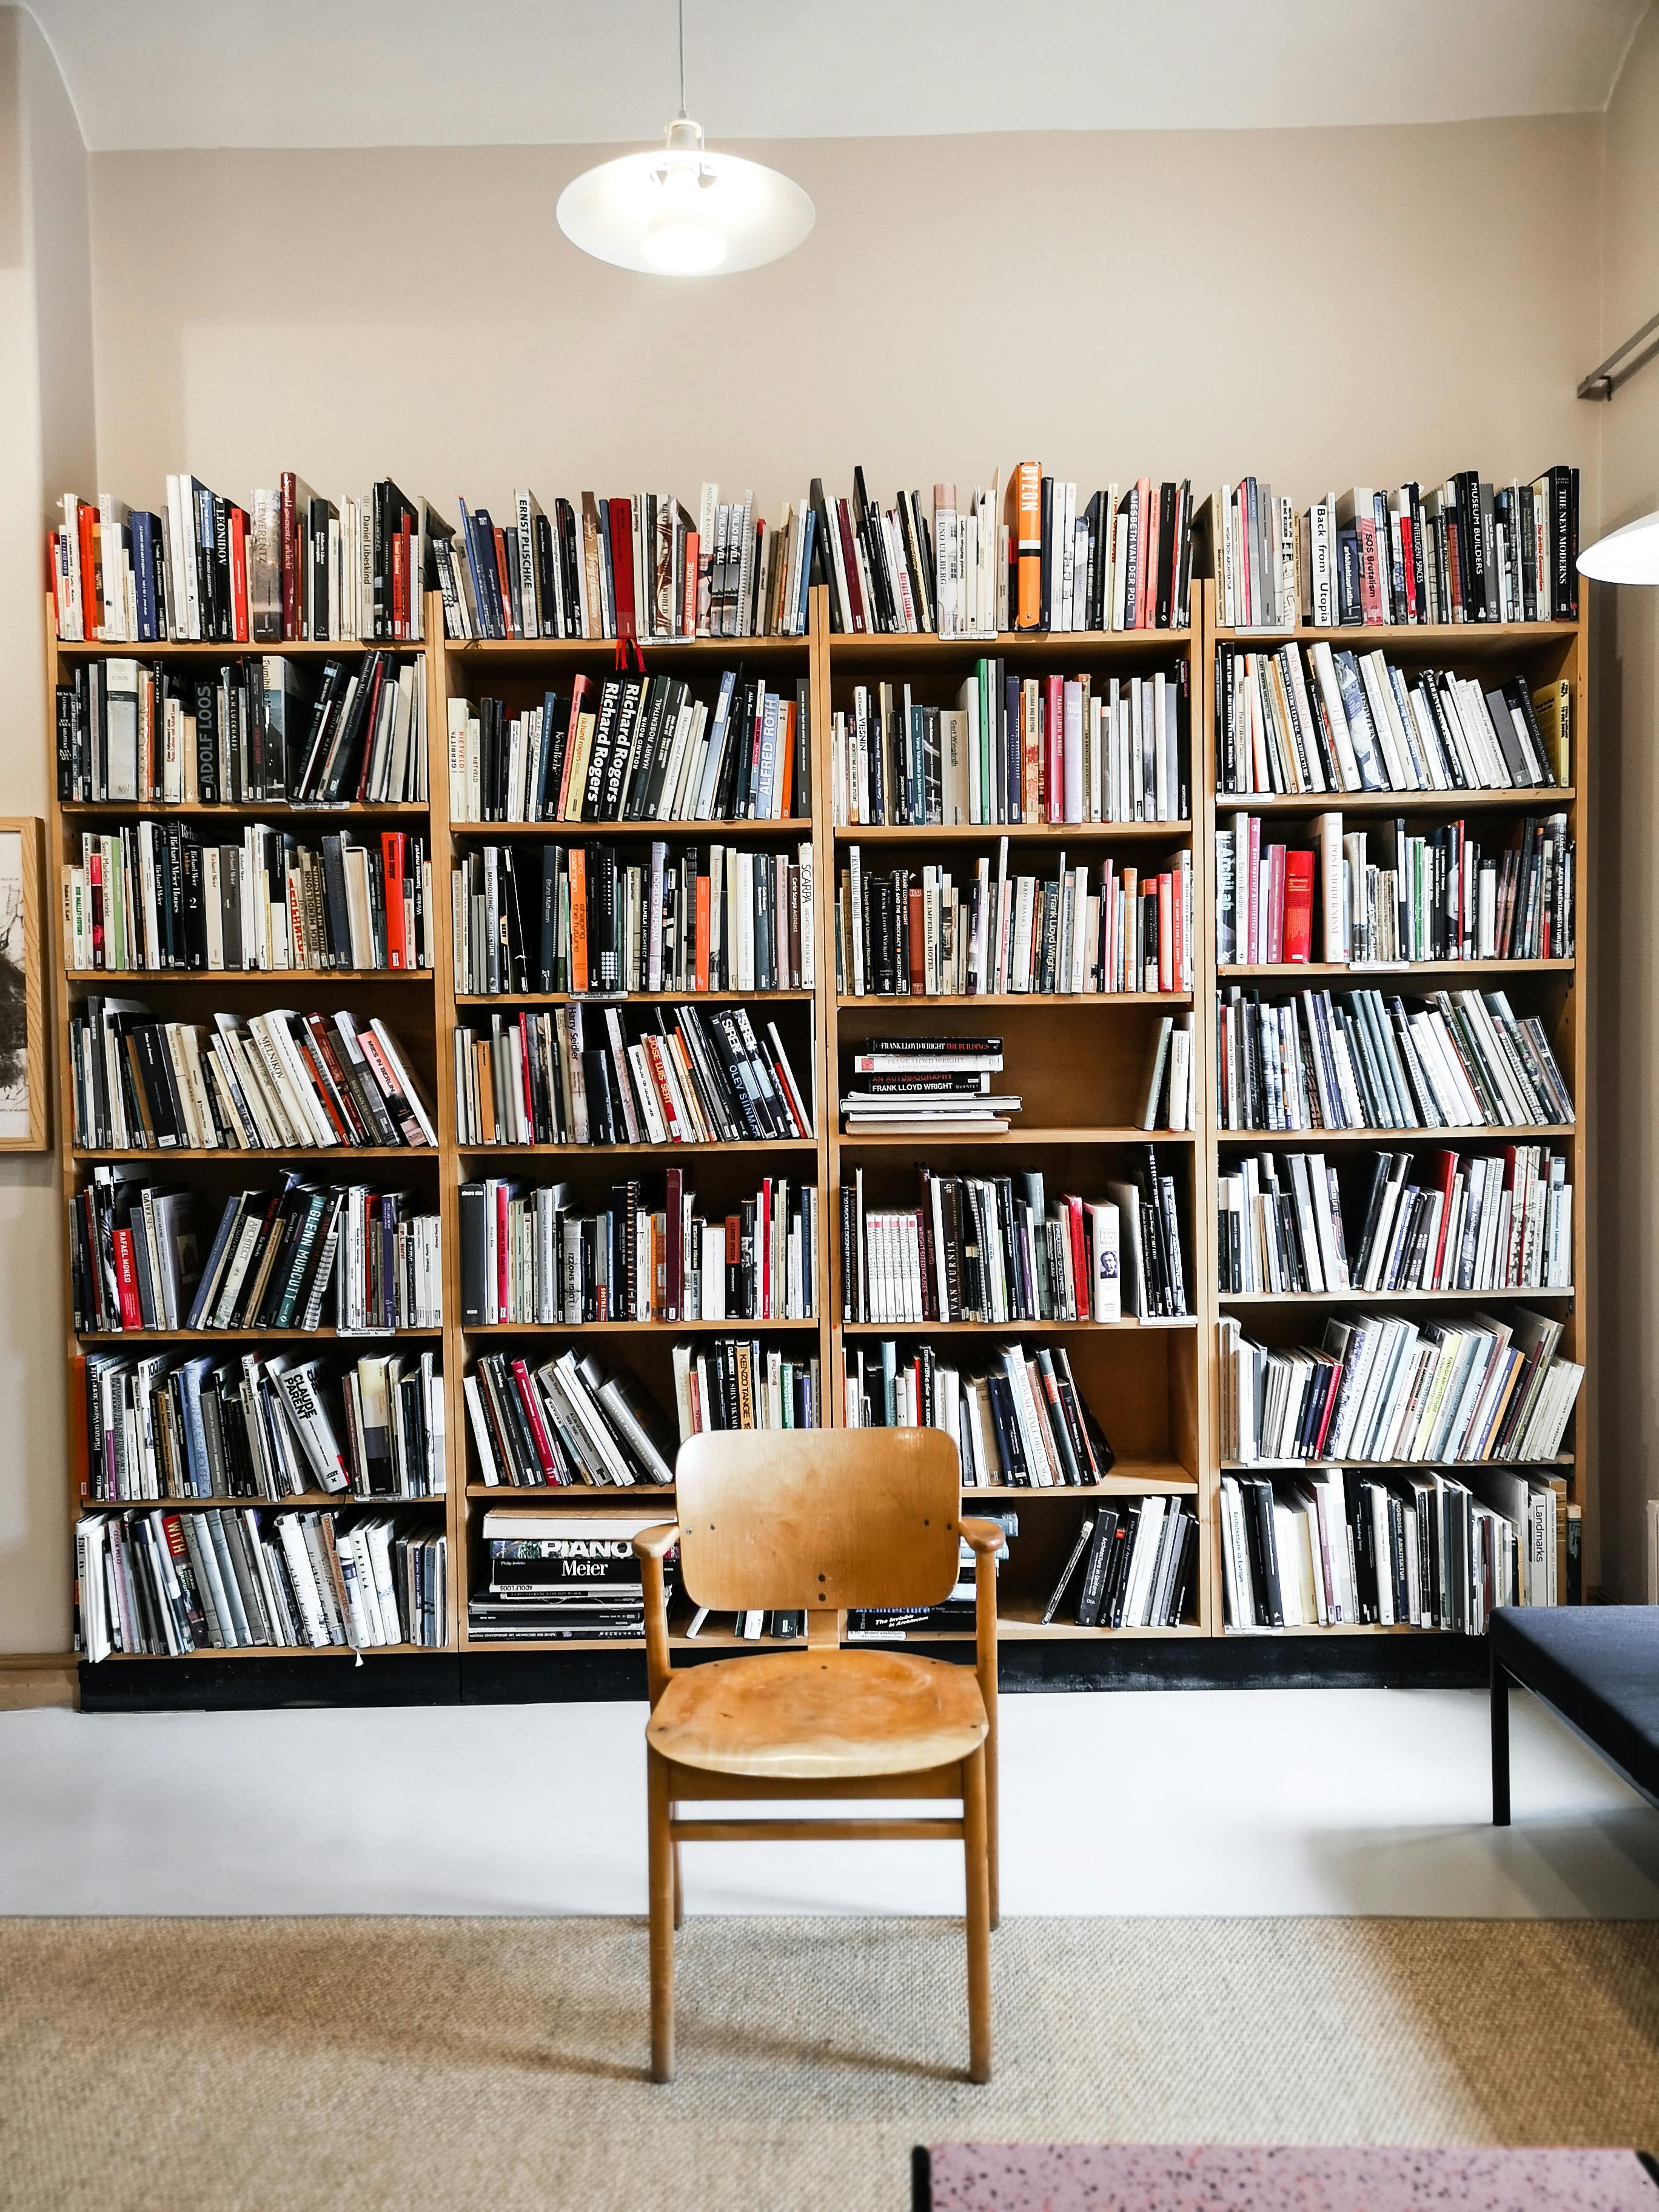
[[646, 1646, 988, 1779]]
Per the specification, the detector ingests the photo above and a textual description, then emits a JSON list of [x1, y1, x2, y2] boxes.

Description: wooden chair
[[631, 1426, 1002, 2083]]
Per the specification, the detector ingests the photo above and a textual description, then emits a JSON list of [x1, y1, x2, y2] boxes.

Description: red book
[[1157, 871, 1175, 993], [1065, 1195, 1088, 1319], [1427, 1149, 1460, 1287], [78, 503, 101, 637], [666, 1165, 684, 1322], [568, 848, 589, 993], [279, 472, 301, 640], [227, 506, 249, 641], [509, 1357, 558, 1483], [491, 528, 515, 640], [552, 675, 591, 820], [494, 1182, 511, 1321], [835, 500, 866, 632], [380, 834, 407, 968], [908, 886, 925, 993], [682, 530, 699, 638], [694, 872, 711, 991], [1282, 850, 1316, 965], [390, 525, 406, 642], [113, 1227, 142, 1330], [607, 497, 636, 638], [1356, 513, 1384, 625]]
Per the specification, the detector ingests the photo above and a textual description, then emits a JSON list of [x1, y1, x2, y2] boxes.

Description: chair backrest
[[674, 1427, 962, 1613]]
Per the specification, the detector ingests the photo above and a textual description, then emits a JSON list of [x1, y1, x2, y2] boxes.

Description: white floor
[[3, 1687, 1657, 1919]]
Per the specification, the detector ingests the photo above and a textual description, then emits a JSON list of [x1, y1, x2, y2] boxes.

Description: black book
[[1073, 1507, 1121, 1627]]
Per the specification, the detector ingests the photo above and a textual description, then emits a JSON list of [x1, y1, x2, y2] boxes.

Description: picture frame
[[0, 816, 48, 1150]]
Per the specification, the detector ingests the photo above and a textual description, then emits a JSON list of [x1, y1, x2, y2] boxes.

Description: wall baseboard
[[0, 1652, 79, 1710]]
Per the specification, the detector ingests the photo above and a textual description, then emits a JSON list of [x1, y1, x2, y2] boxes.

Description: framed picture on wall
[[0, 817, 47, 1150]]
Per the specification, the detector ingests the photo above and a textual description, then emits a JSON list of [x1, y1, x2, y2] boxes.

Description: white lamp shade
[[1577, 509, 1659, 585], [557, 144, 814, 276]]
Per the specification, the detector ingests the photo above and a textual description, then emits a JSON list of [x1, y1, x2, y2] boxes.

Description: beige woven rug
[[2, 1917, 1657, 2211]]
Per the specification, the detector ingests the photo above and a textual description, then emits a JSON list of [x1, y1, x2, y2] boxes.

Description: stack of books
[[468, 1511, 669, 1643], [1219, 1305, 1584, 1466], [82, 1347, 445, 1501], [51, 477, 442, 645], [458, 1174, 817, 1327], [841, 1034, 1016, 1135], [1221, 1465, 1569, 1632], [451, 839, 814, 996], [844, 1338, 1114, 1490], [70, 1000, 434, 1153], [75, 1507, 446, 1657], [464, 1349, 675, 1489]]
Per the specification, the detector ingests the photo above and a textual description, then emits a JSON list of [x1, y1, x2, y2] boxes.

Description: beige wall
[[0, 99, 1631, 1649], [1594, 3, 1659, 1601], [0, 5, 90, 1651]]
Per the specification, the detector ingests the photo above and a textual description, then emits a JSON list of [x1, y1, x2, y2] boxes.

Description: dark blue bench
[[1490, 1606, 1659, 1823]]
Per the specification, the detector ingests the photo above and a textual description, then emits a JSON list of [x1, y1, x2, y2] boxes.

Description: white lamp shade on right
[[1577, 509, 1659, 585]]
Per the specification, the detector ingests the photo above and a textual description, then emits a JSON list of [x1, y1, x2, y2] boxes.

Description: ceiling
[[25, 0, 1652, 152]]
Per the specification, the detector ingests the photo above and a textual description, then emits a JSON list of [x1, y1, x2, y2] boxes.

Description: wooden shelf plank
[[833, 821, 1193, 841], [53, 637, 421, 659], [455, 1137, 816, 1156], [454, 988, 812, 1007], [461, 1318, 820, 1335], [85, 1492, 446, 1510], [1218, 1286, 1575, 1306], [447, 817, 810, 839], [72, 1147, 431, 1162], [1219, 959, 1572, 980], [1213, 621, 1577, 650], [1224, 788, 1574, 813], [839, 1316, 1196, 1335], [837, 1124, 1194, 1147], [836, 990, 1191, 1008], [63, 967, 434, 984], [75, 1327, 443, 1344], [87, 1642, 441, 1660], [61, 800, 430, 818], [1215, 1123, 1575, 1145]]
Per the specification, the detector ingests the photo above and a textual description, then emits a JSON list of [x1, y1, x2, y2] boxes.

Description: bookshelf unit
[[49, 571, 1593, 1689]]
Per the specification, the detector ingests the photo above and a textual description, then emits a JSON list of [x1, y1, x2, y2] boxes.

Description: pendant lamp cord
[[677, 0, 687, 118]]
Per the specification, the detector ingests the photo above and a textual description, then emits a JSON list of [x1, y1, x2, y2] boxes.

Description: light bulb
[[642, 212, 728, 273]]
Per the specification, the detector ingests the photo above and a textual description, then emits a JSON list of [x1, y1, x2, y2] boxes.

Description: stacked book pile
[[841, 1034, 1016, 1136], [468, 1510, 669, 1643]]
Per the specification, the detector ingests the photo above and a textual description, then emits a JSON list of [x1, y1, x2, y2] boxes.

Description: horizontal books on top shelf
[[62, 825, 432, 975], [1216, 812, 1574, 967], [453, 1004, 813, 1149], [1218, 1305, 1583, 1467], [447, 672, 808, 826], [53, 478, 442, 645], [458, 1175, 818, 1327], [69, 1169, 442, 1336], [844, 1338, 1114, 1492], [1215, 643, 1567, 800], [1208, 468, 1580, 631], [1215, 986, 1574, 1134], [452, 840, 814, 996], [841, 1153, 1188, 1325], [469, 1512, 672, 1644], [1219, 1467, 1564, 1634], [1217, 1144, 1573, 1299], [75, 1507, 446, 1659], [1043, 1498, 1198, 1629], [837, 841, 1192, 998], [831, 666, 1191, 830], [57, 650, 428, 806], [71, 1001, 434, 1155], [82, 1348, 444, 1504]]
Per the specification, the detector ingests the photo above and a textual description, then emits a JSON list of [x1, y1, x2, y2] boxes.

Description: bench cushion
[[1490, 1606, 1659, 1803]]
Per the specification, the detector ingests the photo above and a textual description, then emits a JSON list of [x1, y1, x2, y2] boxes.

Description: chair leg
[[962, 1748, 993, 2084], [672, 1838, 685, 1931], [646, 1748, 676, 2082], [984, 1729, 1000, 1932]]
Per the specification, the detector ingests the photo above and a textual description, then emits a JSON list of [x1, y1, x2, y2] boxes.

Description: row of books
[[457, 1176, 818, 1326], [75, 1507, 446, 1659], [62, 826, 432, 974], [1043, 1498, 1199, 1629], [840, 1155, 1188, 1325], [53, 477, 440, 645], [1213, 643, 1567, 799], [829, 666, 1191, 829], [1220, 1467, 1568, 1635], [446, 672, 808, 825], [1216, 1145, 1574, 1299], [843, 1339, 1114, 1490], [1005, 469, 1195, 635], [468, 1511, 668, 1643], [1218, 1307, 1584, 1467], [464, 1350, 674, 1489], [1216, 813, 1575, 968], [816, 474, 994, 638], [837, 843, 1193, 999], [1215, 985, 1574, 1135], [1210, 470, 1580, 632], [452, 1002, 813, 1150], [81, 1349, 445, 1503], [56, 650, 427, 807], [70, 1000, 434, 1155], [69, 1168, 442, 1337], [451, 840, 814, 996]]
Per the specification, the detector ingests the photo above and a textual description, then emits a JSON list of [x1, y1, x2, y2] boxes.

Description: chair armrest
[[632, 1524, 680, 1704], [959, 1517, 1007, 1554]]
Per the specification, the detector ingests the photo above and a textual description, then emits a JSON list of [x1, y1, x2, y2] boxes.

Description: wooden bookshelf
[[48, 573, 1595, 1675]]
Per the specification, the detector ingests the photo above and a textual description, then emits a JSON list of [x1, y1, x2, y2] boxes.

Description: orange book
[[1006, 462, 1042, 630], [694, 871, 711, 991], [491, 526, 516, 640], [776, 702, 795, 818], [78, 503, 102, 637], [70, 1352, 89, 1500], [569, 847, 589, 992]]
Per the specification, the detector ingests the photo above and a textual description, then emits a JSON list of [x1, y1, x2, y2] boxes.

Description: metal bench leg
[[1490, 1647, 1511, 1827]]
